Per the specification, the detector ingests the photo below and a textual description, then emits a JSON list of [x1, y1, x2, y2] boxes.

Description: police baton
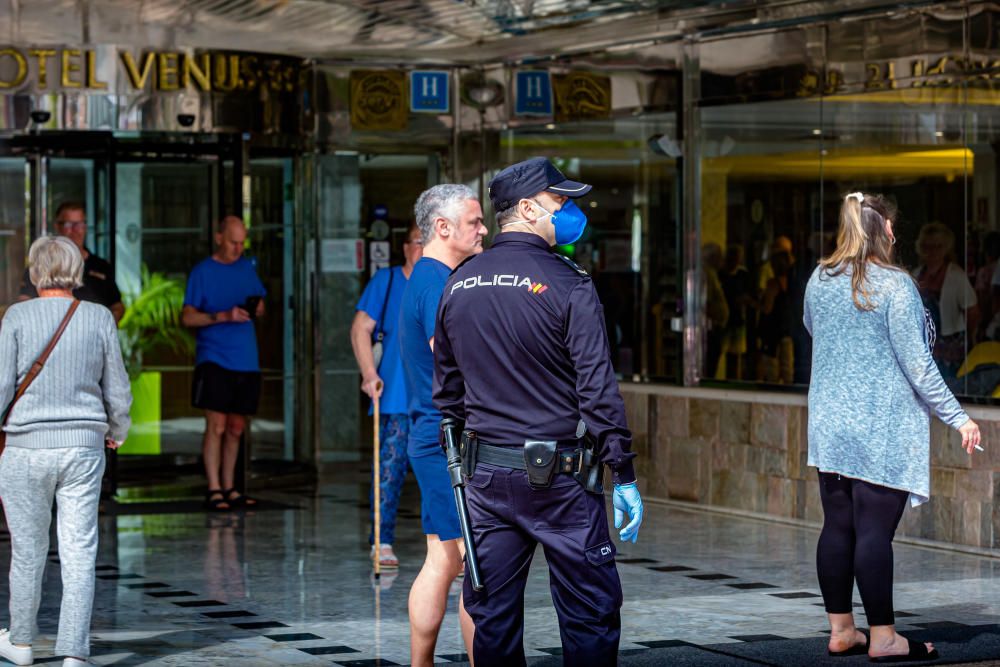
[[440, 418, 484, 592]]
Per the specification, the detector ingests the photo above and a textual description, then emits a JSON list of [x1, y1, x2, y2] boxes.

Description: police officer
[[18, 202, 124, 323], [433, 157, 644, 667]]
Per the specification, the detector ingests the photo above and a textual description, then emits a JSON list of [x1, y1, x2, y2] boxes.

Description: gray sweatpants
[[0, 446, 105, 658]]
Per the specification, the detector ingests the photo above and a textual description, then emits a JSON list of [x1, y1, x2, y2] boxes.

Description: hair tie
[[847, 192, 864, 203]]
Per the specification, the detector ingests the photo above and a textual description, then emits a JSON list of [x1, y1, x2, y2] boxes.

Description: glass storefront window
[[698, 98, 822, 385], [691, 7, 1000, 402], [499, 115, 680, 381]]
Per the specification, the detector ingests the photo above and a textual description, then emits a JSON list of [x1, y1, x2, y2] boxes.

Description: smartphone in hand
[[242, 295, 262, 320]]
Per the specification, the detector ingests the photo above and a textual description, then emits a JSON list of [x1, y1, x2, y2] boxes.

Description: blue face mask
[[540, 199, 588, 245]]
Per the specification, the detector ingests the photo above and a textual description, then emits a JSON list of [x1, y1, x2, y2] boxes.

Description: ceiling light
[[812, 129, 822, 136], [545, 123, 556, 130]]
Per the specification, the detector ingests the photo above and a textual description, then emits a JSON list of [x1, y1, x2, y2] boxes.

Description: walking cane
[[372, 381, 383, 663], [373, 380, 383, 580]]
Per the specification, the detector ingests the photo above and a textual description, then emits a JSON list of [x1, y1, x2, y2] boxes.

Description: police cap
[[487, 157, 592, 212]]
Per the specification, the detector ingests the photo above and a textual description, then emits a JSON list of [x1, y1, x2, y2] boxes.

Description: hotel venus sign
[[0, 46, 303, 94]]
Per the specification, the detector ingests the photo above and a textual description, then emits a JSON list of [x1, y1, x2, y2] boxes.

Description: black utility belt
[[477, 442, 580, 474], [460, 431, 605, 494]]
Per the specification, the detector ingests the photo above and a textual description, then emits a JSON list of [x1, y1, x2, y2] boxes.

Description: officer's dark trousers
[[463, 463, 622, 667]]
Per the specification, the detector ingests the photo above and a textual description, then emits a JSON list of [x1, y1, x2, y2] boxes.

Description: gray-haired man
[[399, 184, 485, 665]]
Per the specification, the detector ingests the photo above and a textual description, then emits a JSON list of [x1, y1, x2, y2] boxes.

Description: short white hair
[[28, 235, 83, 291], [414, 184, 477, 244]]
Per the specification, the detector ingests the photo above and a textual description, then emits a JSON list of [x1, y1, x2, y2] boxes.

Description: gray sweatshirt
[[0, 298, 132, 448], [804, 263, 968, 506]]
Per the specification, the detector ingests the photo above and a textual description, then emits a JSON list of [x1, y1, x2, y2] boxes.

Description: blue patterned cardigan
[[804, 263, 968, 506]]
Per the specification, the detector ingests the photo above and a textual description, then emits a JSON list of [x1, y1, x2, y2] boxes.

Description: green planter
[[125, 371, 161, 455]]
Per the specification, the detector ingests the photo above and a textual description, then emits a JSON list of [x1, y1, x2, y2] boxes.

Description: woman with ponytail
[[804, 192, 982, 663]]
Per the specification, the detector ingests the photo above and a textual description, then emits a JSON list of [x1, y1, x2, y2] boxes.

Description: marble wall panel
[[621, 387, 1000, 550], [720, 401, 750, 442], [931, 419, 971, 470], [932, 468, 957, 498], [955, 470, 993, 502], [766, 476, 793, 518], [750, 403, 788, 450], [667, 437, 708, 501], [689, 399, 721, 439], [656, 395, 689, 439]]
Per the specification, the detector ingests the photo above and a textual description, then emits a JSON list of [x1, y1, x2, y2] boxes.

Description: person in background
[[181, 216, 266, 512], [702, 242, 729, 379], [757, 250, 795, 384], [977, 232, 1000, 330], [0, 236, 132, 667], [399, 185, 483, 666], [914, 222, 978, 381], [721, 244, 754, 380], [349, 223, 423, 569], [805, 192, 981, 663], [757, 234, 794, 294], [18, 202, 124, 324]]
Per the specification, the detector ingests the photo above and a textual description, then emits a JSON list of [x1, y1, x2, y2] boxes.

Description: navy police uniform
[[433, 159, 636, 667]]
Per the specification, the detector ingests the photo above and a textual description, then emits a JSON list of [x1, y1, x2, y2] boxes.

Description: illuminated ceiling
[[707, 147, 972, 180]]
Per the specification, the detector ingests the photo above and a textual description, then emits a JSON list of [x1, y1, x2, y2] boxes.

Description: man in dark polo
[[18, 202, 124, 323]]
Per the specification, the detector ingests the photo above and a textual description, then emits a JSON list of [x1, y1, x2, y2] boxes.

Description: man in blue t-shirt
[[182, 216, 267, 512], [350, 223, 423, 569], [399, 184, 486, 664]]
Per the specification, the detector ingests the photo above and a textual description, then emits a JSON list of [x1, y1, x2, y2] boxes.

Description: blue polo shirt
[[356, 266, 409, 415], [399, 256, 452, 457], [184, 256, 267, 372]]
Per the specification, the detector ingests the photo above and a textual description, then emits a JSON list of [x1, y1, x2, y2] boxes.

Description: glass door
[[246, 157, 297, 462], [113, 158, 218, 467], [0, 156, 29, 317]]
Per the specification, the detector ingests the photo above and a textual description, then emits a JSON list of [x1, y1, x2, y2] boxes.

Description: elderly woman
[[0, 236, 131, 667], [805, 193, 981, 663]]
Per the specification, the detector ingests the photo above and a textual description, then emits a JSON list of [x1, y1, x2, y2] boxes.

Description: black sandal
[[870, 638, 939, 663], [829, 630, 869, 657], [224, 488, 257, 507], [204, 490, 231, 511]]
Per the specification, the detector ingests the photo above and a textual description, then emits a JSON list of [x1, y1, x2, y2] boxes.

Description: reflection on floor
[[5, 466, 1000, 666]]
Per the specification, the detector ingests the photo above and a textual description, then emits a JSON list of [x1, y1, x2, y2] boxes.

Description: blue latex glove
[[612, 482, 643, 543]]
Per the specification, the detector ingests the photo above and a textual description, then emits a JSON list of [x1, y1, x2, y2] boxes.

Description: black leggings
[[816, 471, 909, 627]]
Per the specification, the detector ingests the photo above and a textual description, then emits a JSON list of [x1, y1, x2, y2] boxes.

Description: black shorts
[[191, 362, 261, 415]]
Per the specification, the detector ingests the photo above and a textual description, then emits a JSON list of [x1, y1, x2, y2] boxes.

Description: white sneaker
[[0, 628, 32, 665], [62, 659, 91, 667]]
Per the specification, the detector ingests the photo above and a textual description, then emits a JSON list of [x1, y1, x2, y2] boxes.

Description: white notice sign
[[321, 239, 364, 273]]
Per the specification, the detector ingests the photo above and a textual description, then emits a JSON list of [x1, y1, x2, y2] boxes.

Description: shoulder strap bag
[[0, 299, 81, 453], [371, 268, 395, 371]]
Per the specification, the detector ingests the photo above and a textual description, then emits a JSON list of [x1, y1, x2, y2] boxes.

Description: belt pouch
[[523, 440, 558, 489], [460, 430, 478, 479], [573, 446, 605, 494]]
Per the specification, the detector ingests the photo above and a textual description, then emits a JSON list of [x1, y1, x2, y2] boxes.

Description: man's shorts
[[409, 448, 462, 541], [191, 362, 261, 415]]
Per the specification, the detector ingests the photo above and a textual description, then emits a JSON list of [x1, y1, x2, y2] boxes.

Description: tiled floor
[[4, 467, 1000, 665]]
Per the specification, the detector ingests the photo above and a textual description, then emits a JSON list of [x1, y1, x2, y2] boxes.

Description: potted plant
[[118, 266, 193, 455]]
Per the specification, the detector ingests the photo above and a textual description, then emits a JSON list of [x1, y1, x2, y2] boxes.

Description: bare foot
[[829, 628, 866, 653], [869, 632, 934, 658]]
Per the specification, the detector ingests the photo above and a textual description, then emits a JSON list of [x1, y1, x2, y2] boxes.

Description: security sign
[[410, 71, 449, 113]]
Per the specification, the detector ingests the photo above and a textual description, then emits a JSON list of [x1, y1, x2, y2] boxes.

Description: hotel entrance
[[0, 130, 311, 498]]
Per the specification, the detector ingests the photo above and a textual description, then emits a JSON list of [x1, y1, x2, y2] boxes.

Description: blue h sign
[[515, 71, 552, 116], [410, 71, 449, 113]]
